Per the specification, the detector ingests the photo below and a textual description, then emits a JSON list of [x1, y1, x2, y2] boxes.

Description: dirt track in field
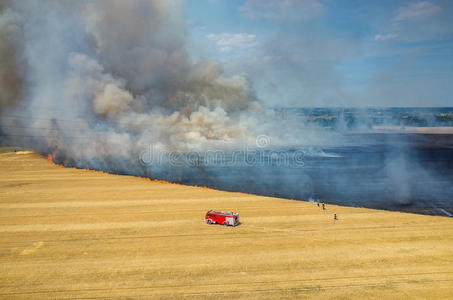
[[1, 151, 453, 299]]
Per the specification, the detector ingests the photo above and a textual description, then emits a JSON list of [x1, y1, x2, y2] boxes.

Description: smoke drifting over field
[[0, 0, 315, 183], [0, 0, 270, 153], [1, 0, 452, 215]]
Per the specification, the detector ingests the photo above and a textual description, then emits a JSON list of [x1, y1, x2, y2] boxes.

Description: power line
[[0, 133, 91, 140], [0, 125, 84, 132], [2, 114, 90, 125], [1, 113, 162, 130]]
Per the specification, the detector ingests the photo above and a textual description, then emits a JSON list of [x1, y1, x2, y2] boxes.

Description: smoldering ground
[[1, 0, 452, 216]]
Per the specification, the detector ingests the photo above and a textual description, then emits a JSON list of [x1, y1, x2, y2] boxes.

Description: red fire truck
[[205, 210, 239, 226]]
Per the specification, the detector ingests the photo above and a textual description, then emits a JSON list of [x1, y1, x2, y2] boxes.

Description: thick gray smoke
[[0, 0, 275, 157], [0, 1, 23, 112]]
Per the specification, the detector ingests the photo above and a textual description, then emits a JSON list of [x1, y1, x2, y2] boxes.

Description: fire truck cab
[[205, 210, 239, 226]]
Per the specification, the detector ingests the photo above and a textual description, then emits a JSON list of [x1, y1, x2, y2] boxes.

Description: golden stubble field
[[1, 150, 453, 299]]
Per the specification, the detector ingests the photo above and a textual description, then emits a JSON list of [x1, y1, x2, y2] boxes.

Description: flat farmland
[[1, 151, 453, 299]]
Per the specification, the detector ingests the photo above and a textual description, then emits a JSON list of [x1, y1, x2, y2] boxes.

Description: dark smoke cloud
[[0, 0, 274, 157]]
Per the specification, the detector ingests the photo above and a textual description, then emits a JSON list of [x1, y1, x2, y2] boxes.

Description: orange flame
[[42, 153, 257, 194]]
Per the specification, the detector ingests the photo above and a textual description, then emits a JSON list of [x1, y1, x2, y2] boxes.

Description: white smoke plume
[[0, 0, 269, 162]]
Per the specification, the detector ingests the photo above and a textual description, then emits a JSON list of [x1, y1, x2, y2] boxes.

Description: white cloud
[[239, 0, 324, 20], [375, 33, 398, 41], [395, 1, 441, 21], [206, 33, 257, 52]]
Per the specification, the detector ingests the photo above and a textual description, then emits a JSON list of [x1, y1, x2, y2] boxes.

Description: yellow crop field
[[1, 151, 453, 299]]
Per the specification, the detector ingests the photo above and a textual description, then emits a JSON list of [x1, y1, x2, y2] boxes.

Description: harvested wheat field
[[1, 150, 453, 299]]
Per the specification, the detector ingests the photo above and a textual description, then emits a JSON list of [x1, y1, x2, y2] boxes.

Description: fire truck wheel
[[223, 222, 227, 226], [207, 220, 212, 224]]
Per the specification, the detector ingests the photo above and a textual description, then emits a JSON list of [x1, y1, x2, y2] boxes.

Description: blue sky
[[183, 0, 453, 107]]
